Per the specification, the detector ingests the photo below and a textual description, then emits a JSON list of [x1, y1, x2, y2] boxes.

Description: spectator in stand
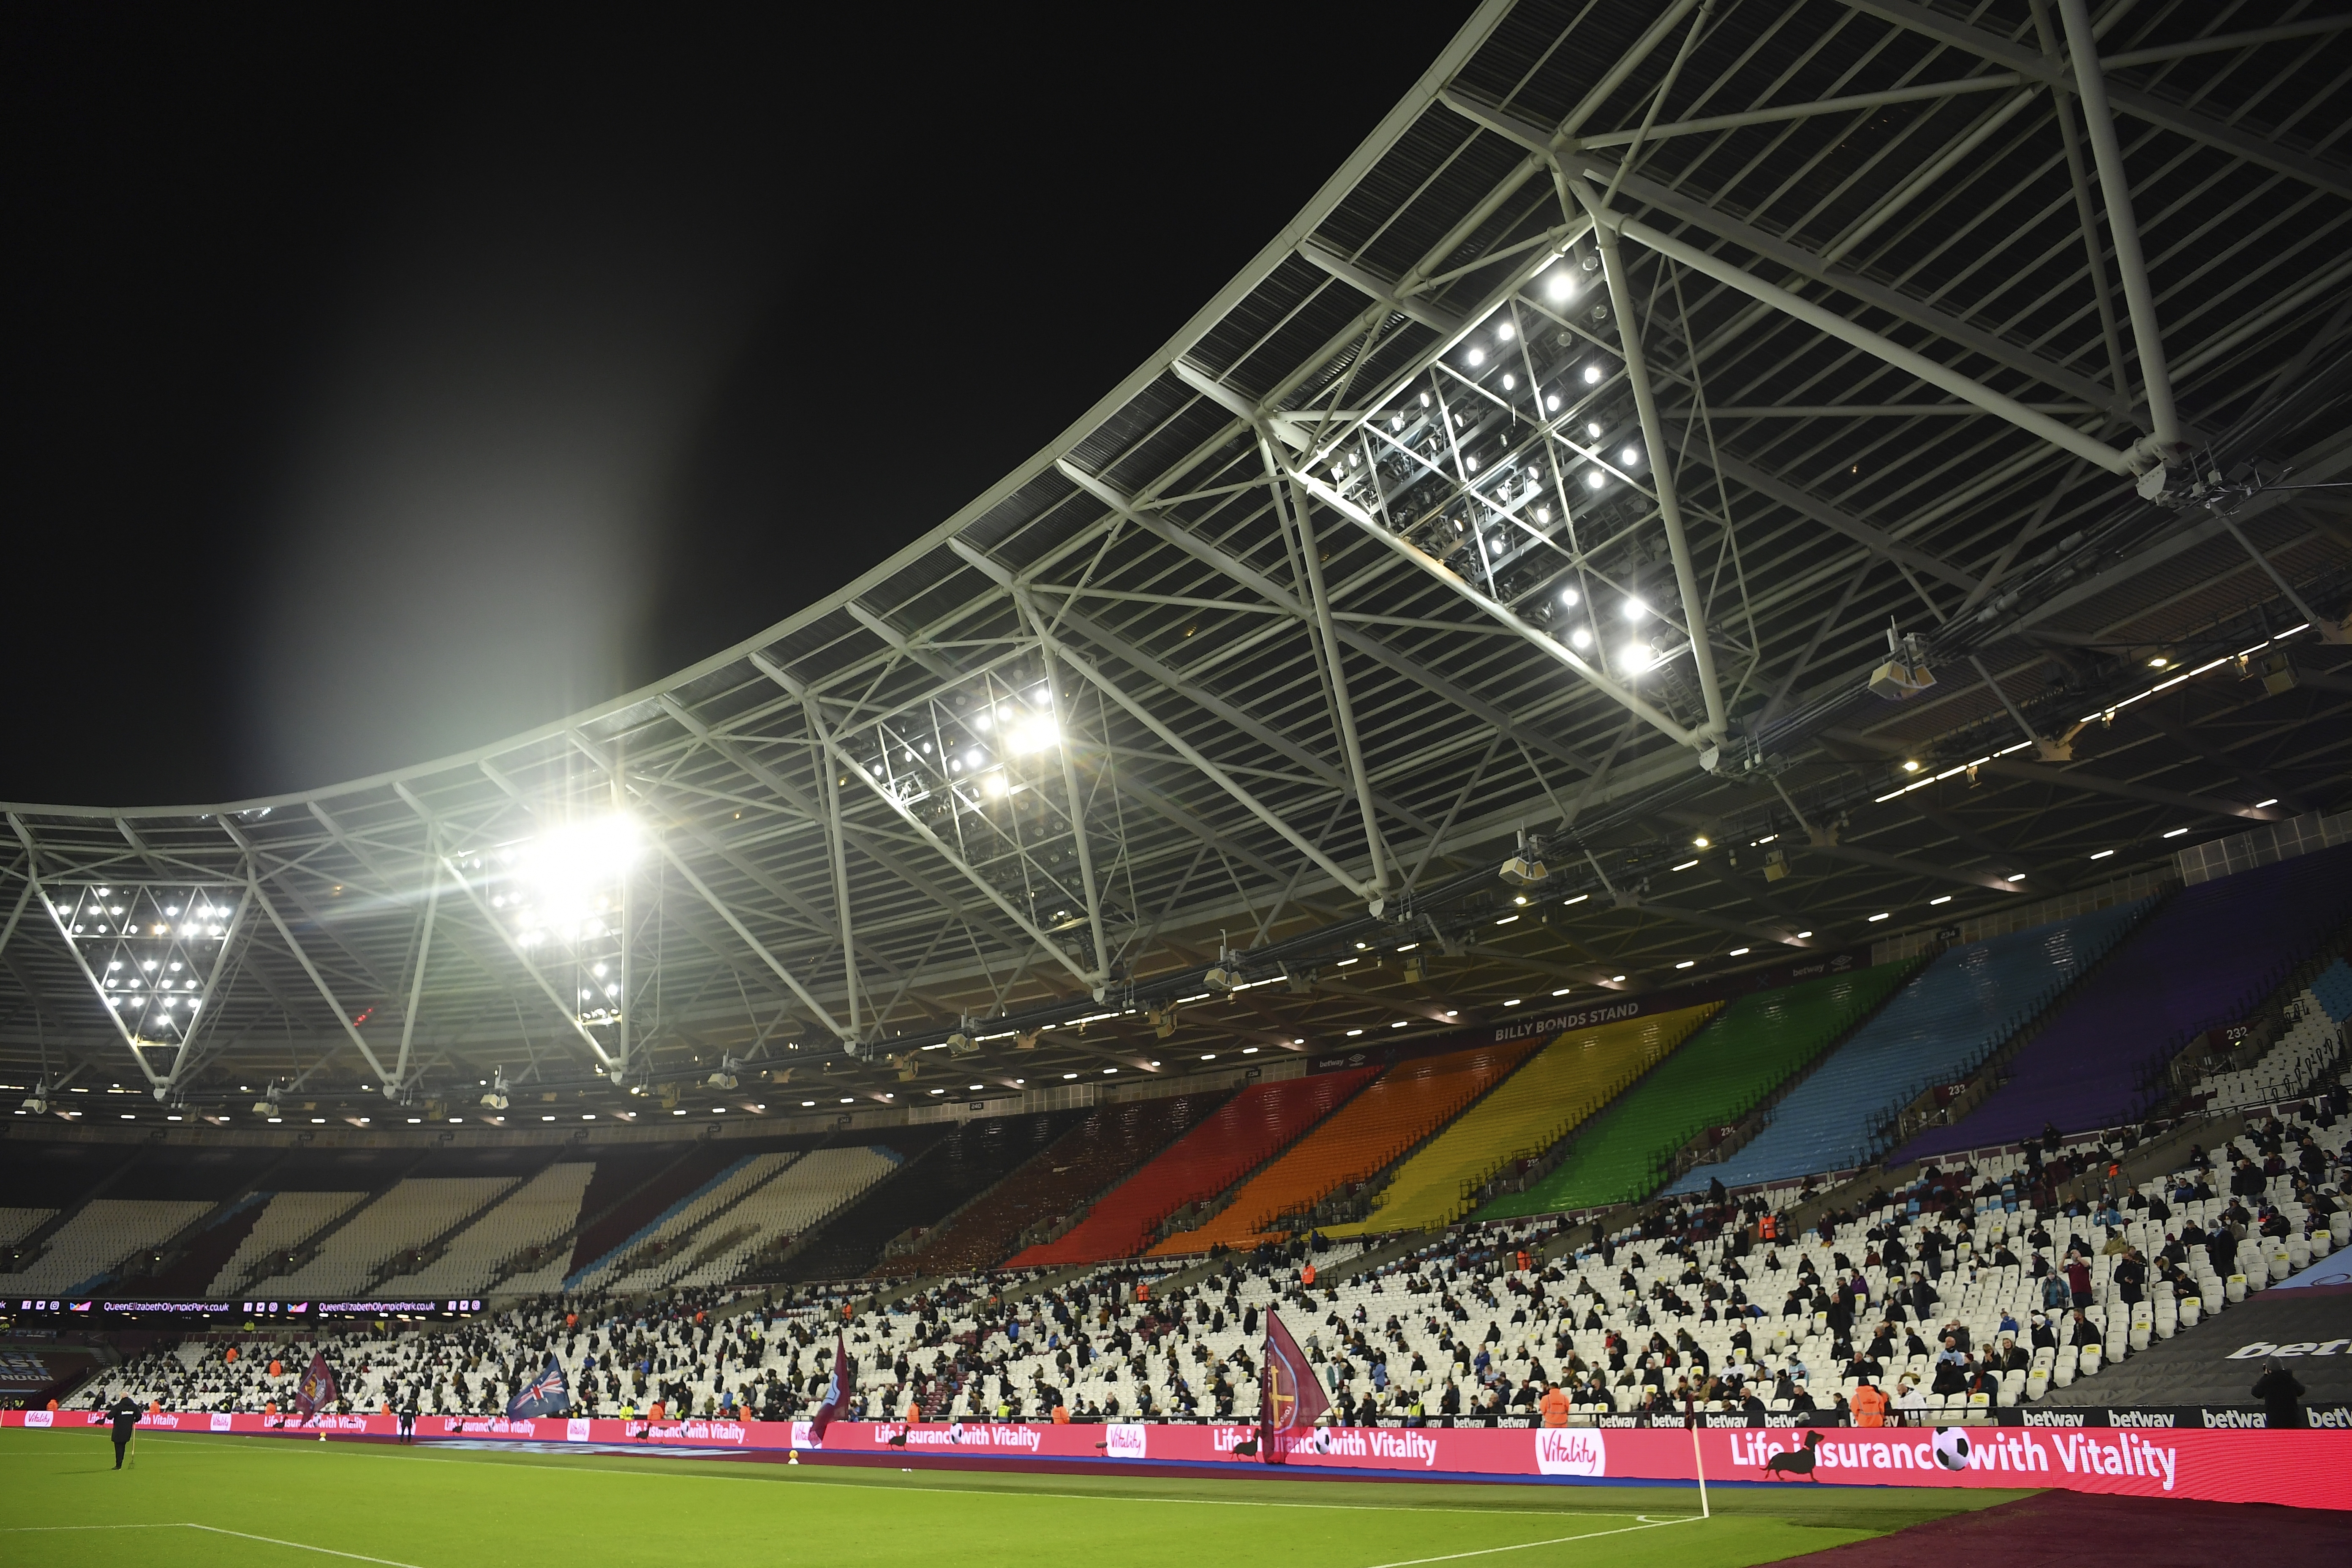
[[2063, 1252, 2094, 1309]]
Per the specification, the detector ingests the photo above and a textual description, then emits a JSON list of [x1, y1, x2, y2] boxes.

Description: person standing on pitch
[[109, 1394, 141, 1470]]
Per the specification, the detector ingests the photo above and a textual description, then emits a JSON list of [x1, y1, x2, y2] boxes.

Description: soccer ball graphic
[[1931, 1426, 1972, 1471]]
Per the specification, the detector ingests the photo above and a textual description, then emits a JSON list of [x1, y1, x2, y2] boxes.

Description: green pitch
[[0, 1429, 2029, 1568]]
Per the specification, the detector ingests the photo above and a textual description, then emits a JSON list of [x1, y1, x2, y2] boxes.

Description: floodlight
[[1620, 643, 1653, 673], [1007, 716, 1059, 755], [1583, 364, 1603, 384], [1545, 267, 1577, 302]]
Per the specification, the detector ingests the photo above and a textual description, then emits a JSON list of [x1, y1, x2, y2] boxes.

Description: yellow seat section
[[1148, 1043, 1530, 1256], [1322, 1002, 1718, 1236]]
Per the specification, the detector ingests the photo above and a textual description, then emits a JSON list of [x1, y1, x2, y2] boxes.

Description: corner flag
[[508, 1355, 571, 1419], [810, 1328, 857, 1443], [1257, 1308, 1332, 1464]]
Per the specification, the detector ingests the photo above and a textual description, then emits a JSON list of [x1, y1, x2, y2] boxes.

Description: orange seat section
[[1149, 1042, 1532, 1255], [1004, 1068, 1375, 1266]]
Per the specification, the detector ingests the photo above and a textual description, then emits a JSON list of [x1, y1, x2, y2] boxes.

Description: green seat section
[[1477, 960, 1917, 1219]]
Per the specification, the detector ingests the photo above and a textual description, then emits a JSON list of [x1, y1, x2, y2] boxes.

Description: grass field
[[0, 1430, 2031, 1568]]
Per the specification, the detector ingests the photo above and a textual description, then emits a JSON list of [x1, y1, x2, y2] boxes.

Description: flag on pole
[[1257, 1308, 1332, 1465], [809, 1328, 857, 1443], [294, 1351, 338, 1425], [507, 1355, 571, 1419]]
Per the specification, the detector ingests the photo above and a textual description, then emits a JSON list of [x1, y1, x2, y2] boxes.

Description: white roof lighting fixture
[[1584, 471, 1605, 490], [1546, 266, 1578, 301], [1569, 626, 1592, 648], [1619, 643, 1652, 673], [1674, 961, 1695, 969], [1930, 895, 1953, 906], [1552, 987, 1572, 996], [2163, 827, 2188, 838], [1583, 363, 1603, 384], [1729, 946, 1750, 956], [1868, 912, 1890, 922], [1494, 319, 1514, 341], [2255, 799, 2279, 808], [2089, 849, 2115, 860], [48, 883, 236, 1051], [1559, 586, 1581, 607], [1622, 596, 1649, 621], [1465, 346, 1486, 367], [1620, 445, 1641, 466]]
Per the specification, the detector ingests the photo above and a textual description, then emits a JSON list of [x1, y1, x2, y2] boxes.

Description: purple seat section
[[1896, 842, 2352, 1160]]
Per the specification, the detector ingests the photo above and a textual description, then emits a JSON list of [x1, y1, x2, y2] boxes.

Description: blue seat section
[[1663, 902, 2149, 1195], [1898, 843, 2352, 1158], [2312, 957, 2352, 1026]]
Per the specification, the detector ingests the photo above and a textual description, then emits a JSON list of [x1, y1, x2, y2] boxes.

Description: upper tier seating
[[781, 1116, 1073, 1283], [882, 1094, 1225, 1277], [140, 1194, 270, 1294], [562, 1145, 745, 1284], [1151, 1044, 1532, 1255], [1008, 1072, 1377, 1267], [210, 1190, 368, 1296], [1328, 1005, 1720, 1236], [671, 1145, 902, 1290], [2193, 951, 2352, 1112], [573, 1152, 799, 1294], [1899, 847, 2352, 1160], [5, 1198, 216, 1292], [271, 1177, 519, 1296], [378, 1160, 598, 1297], [1485, 962, 1916, 1220], [1668, 903, 2149, 1194]]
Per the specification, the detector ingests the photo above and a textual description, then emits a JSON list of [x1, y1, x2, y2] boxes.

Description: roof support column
[[1270, 436, 1388, 900], [2056, 0, 2180, 456], [1573, 177, 1728, 743], [806, 696, 865, 1039]]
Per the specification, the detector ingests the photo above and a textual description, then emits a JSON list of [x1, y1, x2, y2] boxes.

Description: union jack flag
[[506, 1356, 571, 1419]]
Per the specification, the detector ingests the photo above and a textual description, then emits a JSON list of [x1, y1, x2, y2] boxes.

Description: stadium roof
[[5, 0, 2350, 1127]]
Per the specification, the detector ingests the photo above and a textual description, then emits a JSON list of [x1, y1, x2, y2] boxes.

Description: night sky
[[6, 4, 1474, 806]]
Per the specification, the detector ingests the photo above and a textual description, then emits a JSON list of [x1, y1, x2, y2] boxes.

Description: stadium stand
[[1484, 964, 1917, 1220], [572, 1151, 801, 1294], [7, 1198, 217, 1293], [378, 1160, 599, 1297], [560, 1143, 747, 1285], [2189, 951, 2352, 1110], [877, 1093, 1227, 1277], [1667, 904, 2150, 1195], [1007, 1072, 1376, 1267], [670, 1144, 903, 1290], [779, 1116, 1075, 1283], [210, 1190, 369, 1295], [1899, 847, 2352, 1160], [65, 1071, 2352, 1428], [139, 1193, 270, 1294], [1151, 1045, 1531, 1255], [0, 1207, 57, 1247], [271, 1175, 522, 1296], [1327, 1006, 1720, 1237]]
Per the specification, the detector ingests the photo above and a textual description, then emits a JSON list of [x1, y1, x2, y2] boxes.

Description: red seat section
[[1006, 1069, 1376, 1266]]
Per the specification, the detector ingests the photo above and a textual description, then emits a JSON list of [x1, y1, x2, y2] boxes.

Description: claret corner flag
[[1257, 1307, 1332, 1464], [508, 1355, 571, 1419], [810, 1328, 857, 1443]]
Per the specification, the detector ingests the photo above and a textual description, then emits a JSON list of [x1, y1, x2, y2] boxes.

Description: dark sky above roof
[[4, 3, 1474, 806]]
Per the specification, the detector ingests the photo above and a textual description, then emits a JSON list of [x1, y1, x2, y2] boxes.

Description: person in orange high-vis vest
[[1136, 1282, 1151, 1303], [1301, 1263, 1317, 1288], [1538, 1385, 1572, 1428], [1851, 1381, 1889, 1428], [268, 1359, 283, 1377], [1052, 1403, 1070, 1424]]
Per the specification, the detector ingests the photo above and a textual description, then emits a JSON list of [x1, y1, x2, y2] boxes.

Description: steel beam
[[749, 649, 1108, 992], [2056, 0, 2180, 453], [1576, 175, 1728, 739]]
